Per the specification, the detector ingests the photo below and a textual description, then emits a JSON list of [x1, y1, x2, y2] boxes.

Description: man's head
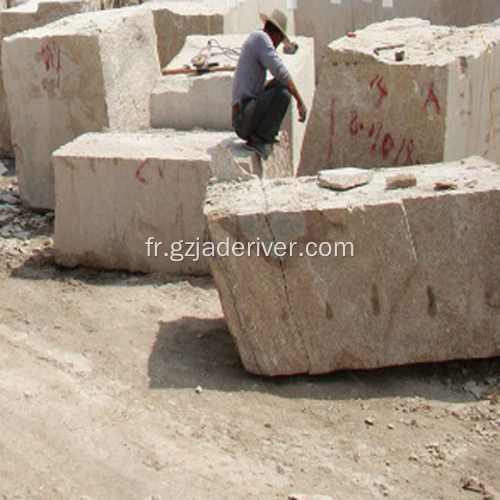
[[260, 9, 290, 48]]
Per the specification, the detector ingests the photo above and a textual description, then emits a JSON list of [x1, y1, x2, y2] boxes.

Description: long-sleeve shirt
[[232, 30, 292, 106]]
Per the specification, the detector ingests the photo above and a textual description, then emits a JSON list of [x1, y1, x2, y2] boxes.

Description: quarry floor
[[0, 172, 499, 500]]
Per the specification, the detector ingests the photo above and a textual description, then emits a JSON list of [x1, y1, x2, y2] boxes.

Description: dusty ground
[[0, 168, 499, 500]]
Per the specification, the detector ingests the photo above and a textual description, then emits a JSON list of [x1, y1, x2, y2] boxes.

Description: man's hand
[[297, 101, 307, 123]]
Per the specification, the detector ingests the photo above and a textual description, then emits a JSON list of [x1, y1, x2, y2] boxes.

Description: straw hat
[[259, 9, 290, 45]]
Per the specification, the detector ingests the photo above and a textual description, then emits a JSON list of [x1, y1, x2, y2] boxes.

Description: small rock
[[386, 173, 417, 190], [463, 381, 486, 400], [195, 386, 203, 394], [434, 181, 458, 191], [317, 168, 373, 191], [387, 424, 395, 430], [0, 214, 14, 227], [365, 418, 375, 426]]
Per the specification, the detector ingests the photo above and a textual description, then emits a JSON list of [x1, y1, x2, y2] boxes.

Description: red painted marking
[[393, 139, 407, 165], [135, 163, 147, 184], [369, 75, 388, 108], [326, 97, 336, 168], [39, 40, 62, 89], [424, 82, 441, 115], [371, 123, 383, 151], [349, 111, 360, 136], [381, 133, 395, 159]]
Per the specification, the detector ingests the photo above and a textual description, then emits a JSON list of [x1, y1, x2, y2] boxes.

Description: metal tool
[[373, 43, 405, 56]]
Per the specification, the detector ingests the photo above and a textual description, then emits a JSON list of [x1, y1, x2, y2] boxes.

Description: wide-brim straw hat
[[259, 9, 291, 45]]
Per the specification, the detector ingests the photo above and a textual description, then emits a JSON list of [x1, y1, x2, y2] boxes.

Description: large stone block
[[295, 0, 500, 77], [2, 6, 160, 210], [204, 156, 500, 376], [151, 34, 315, 174], [298, 18, 500, 176], [53, 130, 231, 275], [0, 0, 100, 157], [53, 129, 291, 275]]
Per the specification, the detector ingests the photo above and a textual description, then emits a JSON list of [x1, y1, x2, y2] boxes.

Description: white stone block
[[2, 6, 161, 210], [299, 19, 500, 176]]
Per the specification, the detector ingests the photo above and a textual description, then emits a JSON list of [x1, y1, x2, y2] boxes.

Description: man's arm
[[288, 79, 307, 123]]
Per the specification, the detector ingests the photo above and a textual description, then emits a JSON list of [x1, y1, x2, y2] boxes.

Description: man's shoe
[[245, 140, 269, 161]]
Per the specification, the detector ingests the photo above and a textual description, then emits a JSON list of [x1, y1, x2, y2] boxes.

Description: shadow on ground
[[148, 315, 500, 403]]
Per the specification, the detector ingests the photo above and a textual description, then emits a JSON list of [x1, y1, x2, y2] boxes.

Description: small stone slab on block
[[386, 172, 417, 190], [318, 168, 374, 191], [204, 156, 500, 376]]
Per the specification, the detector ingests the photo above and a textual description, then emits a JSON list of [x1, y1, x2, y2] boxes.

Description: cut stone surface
[[53, 130, 232, 275], [298, 18, 500, 176], [204, 156, 500, 376], [0, 0, 100, 157], [318, 168, 373, 191], [151, 34, 315, 174], [2, 6, 161, 210]]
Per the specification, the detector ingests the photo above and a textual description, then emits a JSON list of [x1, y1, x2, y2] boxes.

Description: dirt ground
[[0, 169, 499, 500]]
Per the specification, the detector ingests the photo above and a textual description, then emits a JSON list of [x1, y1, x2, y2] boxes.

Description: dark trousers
[[232, 80, 291, 143]]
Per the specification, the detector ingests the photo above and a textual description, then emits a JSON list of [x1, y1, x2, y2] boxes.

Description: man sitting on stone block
[[231, 9, 307, 160]]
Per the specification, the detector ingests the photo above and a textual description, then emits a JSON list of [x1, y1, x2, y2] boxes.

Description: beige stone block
[[54, 128, 291, 275], [53, 130, 232, 275], [2, 6, 160, 210], [299, 18, 500, 176], [0, 0, 100, 157], [151, 34, 315, 174], [204, 156, 500, 376], [295, 0, 500, 77]]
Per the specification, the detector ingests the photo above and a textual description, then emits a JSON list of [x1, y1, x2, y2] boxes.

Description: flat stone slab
[[204, 156, 500, 376], [151, 34, 315, 174], [3, 6, 160, 209], [318, 168, 373, 191], [298, 18, 500, 176]]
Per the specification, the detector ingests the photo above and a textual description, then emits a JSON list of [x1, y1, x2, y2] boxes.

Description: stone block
[[148, 1, 225, 69], [298, 18, 500, 176], [204, 156, 500, 376], [53, 130, 232, 275], [295, 0, 500, 77], [0, 0, 100, 157], [2, 6, 160, 210], [151, 34, 315, 174]]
